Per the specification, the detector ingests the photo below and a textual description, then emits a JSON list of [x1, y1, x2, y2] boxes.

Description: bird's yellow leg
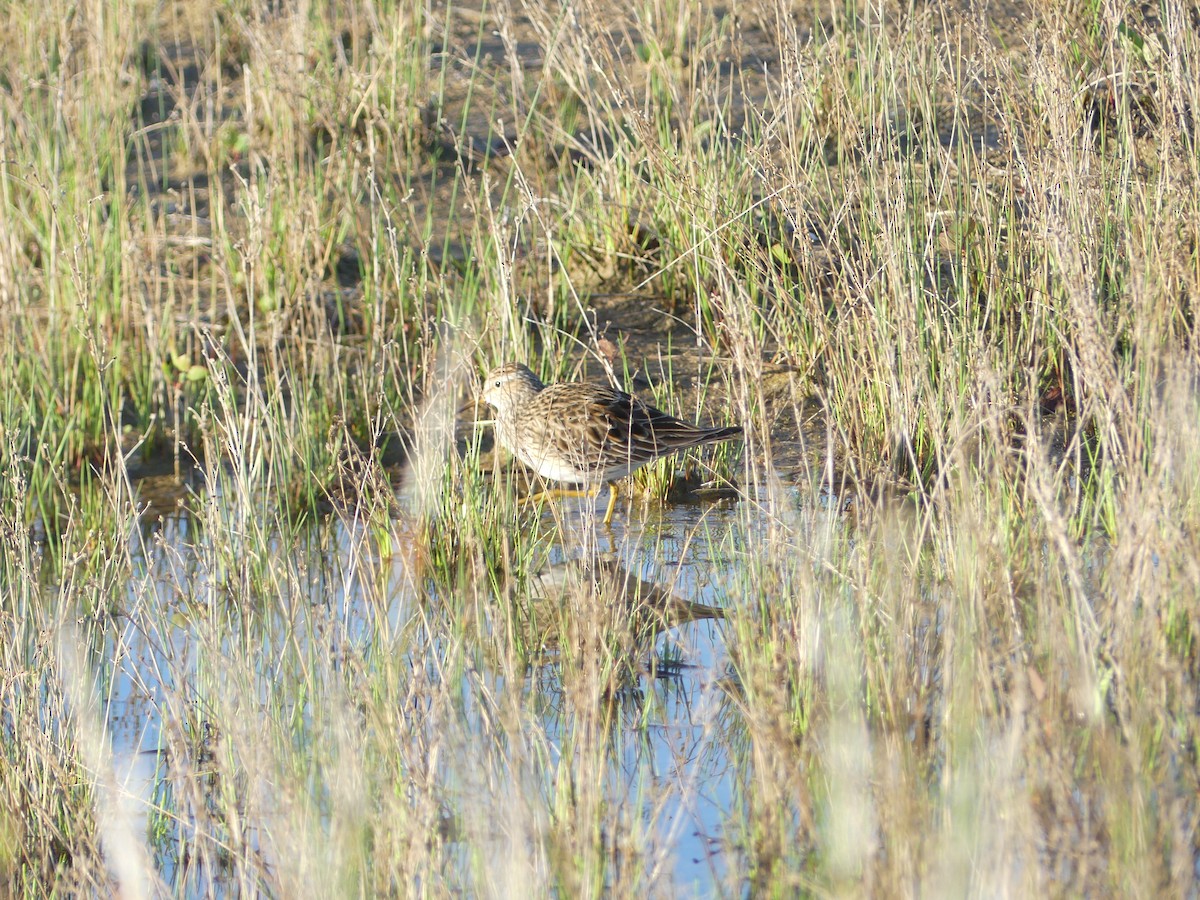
[[602, 482, 620, 525], [525, 486, 596, 504]]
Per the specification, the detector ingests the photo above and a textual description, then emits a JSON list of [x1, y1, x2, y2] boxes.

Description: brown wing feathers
[[592, 388, 740, 460]]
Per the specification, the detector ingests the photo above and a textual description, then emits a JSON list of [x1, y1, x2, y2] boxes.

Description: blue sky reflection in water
[[102, 486, 752, 895]]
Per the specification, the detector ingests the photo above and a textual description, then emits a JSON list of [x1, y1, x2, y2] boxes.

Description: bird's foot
[[524, 487, 597, 504]]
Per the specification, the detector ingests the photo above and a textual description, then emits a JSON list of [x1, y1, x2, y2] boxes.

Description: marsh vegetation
[[3, 0, 1200, 894]]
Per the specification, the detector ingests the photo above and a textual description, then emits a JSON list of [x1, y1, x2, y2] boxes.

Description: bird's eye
[[494, 380, 501, 388]]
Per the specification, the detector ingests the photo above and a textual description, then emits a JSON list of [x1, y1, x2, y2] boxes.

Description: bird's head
[[481, 362, 545, 414]]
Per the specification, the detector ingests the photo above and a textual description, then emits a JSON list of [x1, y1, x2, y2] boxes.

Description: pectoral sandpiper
[[481, 362, 742, 524]]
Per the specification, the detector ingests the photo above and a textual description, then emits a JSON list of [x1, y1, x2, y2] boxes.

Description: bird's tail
[[696, 425, 743, 444]]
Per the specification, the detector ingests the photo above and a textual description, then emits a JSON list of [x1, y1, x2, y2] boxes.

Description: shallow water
[[99, 483, 761, 895]]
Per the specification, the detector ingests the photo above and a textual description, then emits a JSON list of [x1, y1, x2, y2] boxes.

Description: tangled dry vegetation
[[2, 0, 1200, 895]]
